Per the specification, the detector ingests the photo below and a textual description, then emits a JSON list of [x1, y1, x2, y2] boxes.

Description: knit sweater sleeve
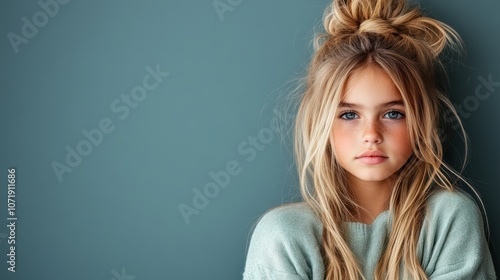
[[419, 190, 497, 279], [242, 203, 325, 280]]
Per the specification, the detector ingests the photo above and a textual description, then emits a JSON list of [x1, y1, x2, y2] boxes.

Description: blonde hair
[[287, 0, 487, 279]]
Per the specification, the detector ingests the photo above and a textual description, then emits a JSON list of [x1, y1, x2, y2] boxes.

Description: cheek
[[331, 124, 356, 158], [389, 125, 413, 157]]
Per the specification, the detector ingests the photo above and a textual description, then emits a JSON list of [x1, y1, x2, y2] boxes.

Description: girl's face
[[330, 65, 413, 186]]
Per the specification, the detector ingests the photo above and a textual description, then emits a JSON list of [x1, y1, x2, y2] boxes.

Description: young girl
[[242, 0, 497, 279]]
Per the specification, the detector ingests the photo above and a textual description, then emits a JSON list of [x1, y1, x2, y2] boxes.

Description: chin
[[352, 172, 394, 183], [359, 177, 391, 183]]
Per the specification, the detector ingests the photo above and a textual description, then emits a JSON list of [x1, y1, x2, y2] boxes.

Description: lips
[[356, 150, 388, 165], [356, 150, 387, 158]]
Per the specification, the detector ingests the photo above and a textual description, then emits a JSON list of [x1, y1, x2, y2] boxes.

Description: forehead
[[341, 65, 403, 105]]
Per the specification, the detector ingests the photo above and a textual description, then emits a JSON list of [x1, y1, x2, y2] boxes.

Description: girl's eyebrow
[[338, 100, 405, 108]]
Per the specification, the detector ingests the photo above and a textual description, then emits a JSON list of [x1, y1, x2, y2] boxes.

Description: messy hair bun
[[314, 0, 463, 72]]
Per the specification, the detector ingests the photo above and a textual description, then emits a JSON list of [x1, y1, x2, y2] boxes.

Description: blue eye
[[384, 110, 405, 119], [340, 112, 358, 120]]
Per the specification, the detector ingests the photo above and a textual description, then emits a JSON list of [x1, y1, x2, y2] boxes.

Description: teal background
[[0, 0, 498, 279]]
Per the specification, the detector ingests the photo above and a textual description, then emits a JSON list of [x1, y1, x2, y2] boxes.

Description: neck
[[348, 175, 395, 224]]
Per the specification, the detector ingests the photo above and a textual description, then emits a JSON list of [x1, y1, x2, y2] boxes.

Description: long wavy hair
[[289, 0, 486, 279]]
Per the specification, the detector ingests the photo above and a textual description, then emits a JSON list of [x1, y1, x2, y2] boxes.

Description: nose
[[362, 120, 383, 144]]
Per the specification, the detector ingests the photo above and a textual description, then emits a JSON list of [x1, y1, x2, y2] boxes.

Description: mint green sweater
[[242, 189, 496, 279]]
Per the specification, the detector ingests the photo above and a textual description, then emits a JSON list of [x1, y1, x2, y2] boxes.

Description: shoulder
[[418, 190, 496, 278], [250, 202, 322, 243], [243, 202, 324, 279], [425, 188, 483, 225], [427, 187, 478, 205], [423, 188, 486, 237], [257, 202, 321, 228]]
